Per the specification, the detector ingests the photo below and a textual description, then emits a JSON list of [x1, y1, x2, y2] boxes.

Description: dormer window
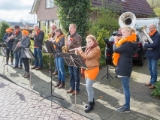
[[46, 0, 54, 9]]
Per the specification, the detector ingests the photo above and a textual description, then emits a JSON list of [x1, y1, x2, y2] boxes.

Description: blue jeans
[[55, 57, 65, 82], [85, 78, 94, 102], [14, 51, 22, 67], [68, 66, 80, 92], [148, 58, 158, 85], [121, 77, 130, 109], [34, 48, 42, 67]]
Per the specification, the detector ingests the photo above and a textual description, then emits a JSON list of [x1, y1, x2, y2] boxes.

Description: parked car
[[104, 31, 145, 66]]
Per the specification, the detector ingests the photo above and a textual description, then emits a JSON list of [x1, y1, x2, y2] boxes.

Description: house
[[8, 22, 34, 30], [30, 0, 155, 29]]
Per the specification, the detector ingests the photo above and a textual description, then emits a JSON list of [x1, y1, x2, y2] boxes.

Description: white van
[[135, 18, 160, 32]]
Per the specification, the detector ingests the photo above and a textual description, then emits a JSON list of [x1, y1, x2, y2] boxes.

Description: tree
[[147, 0, 160, 16], [54, 0, 90, 44], [0, 21, 10, 42]]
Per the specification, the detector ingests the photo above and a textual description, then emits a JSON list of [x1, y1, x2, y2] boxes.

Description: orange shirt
[[84, 67, 99, 80]]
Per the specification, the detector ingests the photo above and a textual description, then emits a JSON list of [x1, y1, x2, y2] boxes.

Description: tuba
[[119, 12, 136, 28], [138, 26, 153, 47]]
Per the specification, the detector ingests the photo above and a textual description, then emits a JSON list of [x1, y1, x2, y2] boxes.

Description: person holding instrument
[[112, 27, 137, 113], [53, 29, 65, 88], [144, 24, 160, 89], [66, 23, 82, 95], [76, 35, 101, 113], [12, 26, 23, 69], [16, 30, 30, 78], [3, 28, 14, 65]]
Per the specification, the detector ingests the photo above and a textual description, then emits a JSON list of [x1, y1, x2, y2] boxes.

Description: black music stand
[[101, 45, 113, 82], [42, 41, 64, 107], [60, 53, 87, 109], [0, 43, 7, 75]]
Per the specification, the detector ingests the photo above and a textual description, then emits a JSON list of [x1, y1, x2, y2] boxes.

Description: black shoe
[[85, 98, 95, 108], [84, 102, 94, 113], [117, 106, 130, 113]]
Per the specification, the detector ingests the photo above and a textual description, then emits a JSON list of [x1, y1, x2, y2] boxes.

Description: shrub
[[0, 21, 10, 42], [151, 81, 160, 97]]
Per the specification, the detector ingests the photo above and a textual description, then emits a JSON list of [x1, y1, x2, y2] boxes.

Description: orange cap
[[22, 30, 29, 36], [6, 28, 13, 32]]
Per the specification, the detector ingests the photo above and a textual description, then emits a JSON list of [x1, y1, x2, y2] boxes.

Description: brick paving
[[0, 56, 160, 120], [0, 77, 89, 120]]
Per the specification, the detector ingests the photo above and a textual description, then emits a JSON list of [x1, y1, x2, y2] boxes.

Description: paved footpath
[[0, 55, 160, 120], [0, 77, 89, 120]]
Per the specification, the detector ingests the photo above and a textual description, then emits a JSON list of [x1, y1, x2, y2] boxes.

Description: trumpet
[[69, 46, 87, 51]]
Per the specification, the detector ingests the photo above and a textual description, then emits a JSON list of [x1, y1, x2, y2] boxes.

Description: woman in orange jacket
[[76, 35, 101, 113]]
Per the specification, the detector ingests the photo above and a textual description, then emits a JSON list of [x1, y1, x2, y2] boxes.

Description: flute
[[69, 46, 86, 51]]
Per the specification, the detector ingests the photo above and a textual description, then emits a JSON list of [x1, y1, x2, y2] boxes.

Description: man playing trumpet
[[66, 23, 82, 95]]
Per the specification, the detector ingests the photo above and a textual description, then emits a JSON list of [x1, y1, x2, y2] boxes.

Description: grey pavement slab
[[0, 56, 160, 120]]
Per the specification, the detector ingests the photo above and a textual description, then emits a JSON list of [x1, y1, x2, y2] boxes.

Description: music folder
[[60, 53, 87, 69], [24, 48, 35, 60]]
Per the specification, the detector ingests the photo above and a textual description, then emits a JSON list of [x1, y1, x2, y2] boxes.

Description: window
[[46, 0, 54, 9]]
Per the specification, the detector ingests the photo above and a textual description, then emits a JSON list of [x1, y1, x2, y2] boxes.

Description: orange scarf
[[54, 34, 64, 48], [149, 29, 157, 36], [112, 33, 137, 66]]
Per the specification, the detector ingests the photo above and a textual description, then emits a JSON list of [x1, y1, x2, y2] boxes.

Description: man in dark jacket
[[144, 24, 160, 89], [66, 23, 82, 95], [30, 25, 44, 70], [3, 28, 14, 65], [12, 26, 23, 68]]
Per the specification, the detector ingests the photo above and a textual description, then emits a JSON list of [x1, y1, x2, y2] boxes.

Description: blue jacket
[[144, 31, 160, 60], [3, 33, 14, 50], [113, 42, 138, 77]]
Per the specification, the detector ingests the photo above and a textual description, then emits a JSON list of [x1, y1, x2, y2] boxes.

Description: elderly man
[[144, 24, 160, 89], [66, 23, 82, 95], [31, 25, 44, 70], [50, 23, 58, 75]]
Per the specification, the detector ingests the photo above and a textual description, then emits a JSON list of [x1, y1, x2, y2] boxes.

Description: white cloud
[[0, 0, 35, 23]]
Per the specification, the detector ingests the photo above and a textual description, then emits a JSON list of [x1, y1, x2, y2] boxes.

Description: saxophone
[[62, 32, 69, 53]]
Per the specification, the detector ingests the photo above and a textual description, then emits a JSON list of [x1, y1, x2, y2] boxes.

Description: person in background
[[3, 28, 14, 65], [66, 23, 82, 95], [144, 24, 160, 89], [112, 27, 137, 113], [53, 29, 65, 88], [11, 26, 23, 69], [49, 23, 58, 75], [76, 35, 101, 113], [30, 25, 44, 70], [17, 30, 30, 78]]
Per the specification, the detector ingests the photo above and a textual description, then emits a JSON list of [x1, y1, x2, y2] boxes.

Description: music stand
[[101, 45, 113, 82], [41, 41, 64, 107], [60, 53, 87, 109], [0, 43, 7, 76]]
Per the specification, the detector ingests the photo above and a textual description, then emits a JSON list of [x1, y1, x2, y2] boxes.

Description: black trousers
[[6, 49, 13, 64], [22, 58, 29, 72]]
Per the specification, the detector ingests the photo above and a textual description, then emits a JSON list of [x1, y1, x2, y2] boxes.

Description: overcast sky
[[0, 0, 36, 23]]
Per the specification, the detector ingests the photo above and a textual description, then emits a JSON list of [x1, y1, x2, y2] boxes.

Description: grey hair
[[150, 24, 156, 28], [33, 24, 39, 28], [51, 23, 57, 28]]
